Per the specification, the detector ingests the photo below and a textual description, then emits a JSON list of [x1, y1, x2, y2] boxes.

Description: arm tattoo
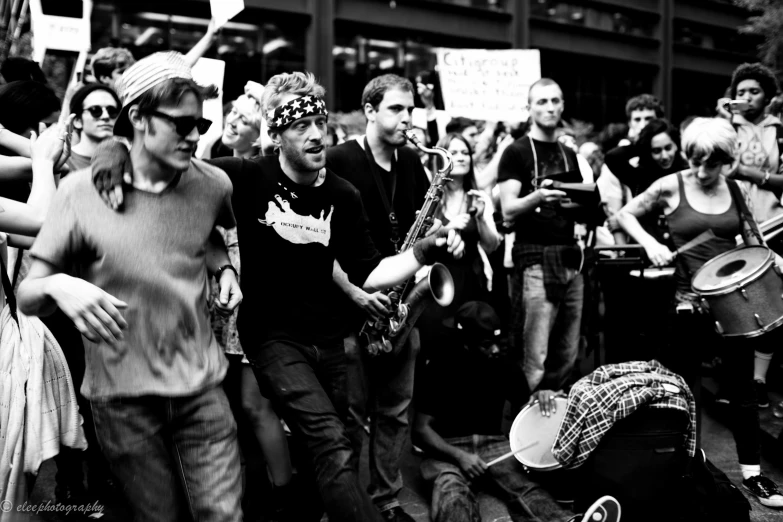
[[629, 181, 665, 217]]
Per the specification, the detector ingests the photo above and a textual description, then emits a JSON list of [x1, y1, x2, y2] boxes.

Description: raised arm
[[184, 18, 219, 68], [468, 189, 501, 253], [0, 119, 73, 239], [0, 125, 32, 157]]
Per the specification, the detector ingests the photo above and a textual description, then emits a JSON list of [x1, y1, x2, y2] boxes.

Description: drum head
[[692, 246, 772, 292], [509, 397, 567, 470]]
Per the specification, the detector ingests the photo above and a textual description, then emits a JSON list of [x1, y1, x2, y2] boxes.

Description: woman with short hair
[[616, 117, 783, 509]]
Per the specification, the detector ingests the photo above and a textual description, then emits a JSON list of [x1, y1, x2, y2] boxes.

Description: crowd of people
[[0, 26, 783, 522]]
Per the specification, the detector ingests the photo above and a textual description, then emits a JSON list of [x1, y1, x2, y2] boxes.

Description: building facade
[[90, 0, 761, 127]]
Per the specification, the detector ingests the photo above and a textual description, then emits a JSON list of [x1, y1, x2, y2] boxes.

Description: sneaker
[[743, 475, 783, 508], [381, 506, 416, 522], [580, 495, 621, 522], [755, 379, 770, 408]]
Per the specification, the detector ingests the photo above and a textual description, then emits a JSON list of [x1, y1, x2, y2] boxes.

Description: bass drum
[[509, 397, 567, 471]]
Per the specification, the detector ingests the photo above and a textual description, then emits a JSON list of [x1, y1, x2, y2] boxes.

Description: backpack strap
[[0, 253, 18, 322]]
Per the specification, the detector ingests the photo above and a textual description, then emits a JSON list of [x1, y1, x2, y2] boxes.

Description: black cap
[[455, 301, 503, 342]]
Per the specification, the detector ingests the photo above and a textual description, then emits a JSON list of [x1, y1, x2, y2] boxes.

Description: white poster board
[[192, 58, 226, 158], [436, 48, 541, 122], [29, 0, 92, 62], [210, 0, 244, 29]]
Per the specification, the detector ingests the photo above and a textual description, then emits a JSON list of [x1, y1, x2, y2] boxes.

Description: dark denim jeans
[[250, 338, 382, 522], [344, 330, 420, 512], [420, 435, 573, 522], [90, 385, 242, 522]]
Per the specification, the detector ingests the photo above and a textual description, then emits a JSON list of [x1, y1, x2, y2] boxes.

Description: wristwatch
[[214, 264, 238, 281]]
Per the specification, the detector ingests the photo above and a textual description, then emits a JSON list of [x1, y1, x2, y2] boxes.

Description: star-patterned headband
[[267, 95, 328, 131]]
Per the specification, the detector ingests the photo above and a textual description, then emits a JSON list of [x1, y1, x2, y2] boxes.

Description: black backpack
[[678, 449, 751, 522]]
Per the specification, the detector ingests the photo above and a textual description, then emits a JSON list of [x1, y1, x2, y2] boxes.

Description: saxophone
[[359, 130, 456, 356]]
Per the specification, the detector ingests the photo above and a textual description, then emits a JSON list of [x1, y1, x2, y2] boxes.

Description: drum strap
[[663, 179, 765, 284], [727, 179, 765, 247]]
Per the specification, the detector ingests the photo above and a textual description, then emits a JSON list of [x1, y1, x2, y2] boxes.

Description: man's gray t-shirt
[[30, 159, 235, 400]]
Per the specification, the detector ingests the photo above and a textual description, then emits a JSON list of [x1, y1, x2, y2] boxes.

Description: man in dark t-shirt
[[498, 78, 584, 396], [326, 74, 430, 522], [413, 301, 621, 522]]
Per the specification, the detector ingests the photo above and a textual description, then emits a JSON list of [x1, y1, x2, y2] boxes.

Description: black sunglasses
[[84, 105, 120, 119], [147, 110, 212, 136]]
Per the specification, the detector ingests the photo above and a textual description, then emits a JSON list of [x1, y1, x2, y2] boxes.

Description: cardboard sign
[[37, 15, 91, 52], [436, 48, 541, 122], [192, 58, 226, 158], [30, 0, 92, 62], [210, 0, 244, 29]]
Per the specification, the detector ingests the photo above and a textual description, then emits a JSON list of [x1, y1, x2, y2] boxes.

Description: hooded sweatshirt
[[735, 113, 783, 223]]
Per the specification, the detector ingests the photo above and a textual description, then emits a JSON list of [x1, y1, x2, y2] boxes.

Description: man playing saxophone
[[89, 71, 464, 522], [327, 74, 440, 522]]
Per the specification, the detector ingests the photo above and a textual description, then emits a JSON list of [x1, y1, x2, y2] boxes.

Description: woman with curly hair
[[717, 63, 783, 408]]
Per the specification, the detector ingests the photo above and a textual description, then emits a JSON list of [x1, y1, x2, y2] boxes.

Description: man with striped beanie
[[18, 51, 244, 521]]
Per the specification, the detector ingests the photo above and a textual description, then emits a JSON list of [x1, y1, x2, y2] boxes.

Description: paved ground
[[17, 375, 783, 522]]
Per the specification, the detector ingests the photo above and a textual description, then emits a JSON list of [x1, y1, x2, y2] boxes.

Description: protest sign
[[210, 0, 244, 29], [29, 0, 92, 62], [436, 48, 541, 122], [192, 57, 226, 158]]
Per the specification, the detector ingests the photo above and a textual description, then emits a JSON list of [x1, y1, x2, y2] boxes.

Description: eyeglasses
[[147, 110, 212, 137], [84, 105, 120, 119]]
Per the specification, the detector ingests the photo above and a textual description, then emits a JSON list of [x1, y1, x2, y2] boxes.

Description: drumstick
[[486, 441, 539, 467], [675, 229, 716, 255]]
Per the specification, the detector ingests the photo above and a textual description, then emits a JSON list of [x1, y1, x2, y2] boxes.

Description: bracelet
[[761, 170, 771, 187], [214, 264, 238, 282]]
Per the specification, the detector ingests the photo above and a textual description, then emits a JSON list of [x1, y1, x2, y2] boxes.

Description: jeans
[[512, 263, 584, 391], [344, 330, 420, 512], [250, 338, 382, 522], [420, 435, 572, 522], [90, 385, 242, 522]]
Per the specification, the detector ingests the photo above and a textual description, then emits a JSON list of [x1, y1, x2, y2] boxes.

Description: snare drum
[[509, 397, 567, 471], [691, 246, 783, 337]]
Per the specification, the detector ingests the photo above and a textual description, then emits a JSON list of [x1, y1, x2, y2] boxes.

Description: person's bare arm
[[413, 412, 486, 479], [184, 18, 218, 67], [476, 134, 514, 192], [469, 189, 501, 253], [19, 259, 128, 344], [499, 179, 565, 223], [616, 177, 674, 266], [0, 126, 31, 157], [363, 229, 464, 291], [206, 228, 242, 317], [0, 120, 72, 237], [333, 259, 391, 321]]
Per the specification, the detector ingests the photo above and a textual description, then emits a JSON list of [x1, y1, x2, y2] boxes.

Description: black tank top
[[668, 172, 740, 293]]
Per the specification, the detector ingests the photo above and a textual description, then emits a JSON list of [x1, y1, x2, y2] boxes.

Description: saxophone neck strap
[[363, 136, 400, 251]]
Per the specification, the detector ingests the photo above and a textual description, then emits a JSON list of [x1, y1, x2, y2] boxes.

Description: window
[[333, 37, 438, 111], [531, 0, 656, 38]]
